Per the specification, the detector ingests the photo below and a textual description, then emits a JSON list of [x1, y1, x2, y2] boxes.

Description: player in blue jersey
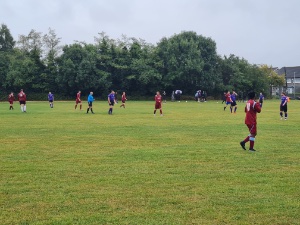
[[108, 90, 116, 115], [86, 92, 95, 114], [230, 91, 238, 113], [280, 92, 288, 120], [259, 93, 264, 108], [48, 92, 54, 108]]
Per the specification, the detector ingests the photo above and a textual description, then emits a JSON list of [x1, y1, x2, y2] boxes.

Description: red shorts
[[247, 124, 257, 135], [155, 102, 161, 109], [76, 99, 81, 104], [9, 101, 13, 104]]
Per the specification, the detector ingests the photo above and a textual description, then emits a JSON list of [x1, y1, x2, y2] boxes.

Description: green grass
[[1, 100, 299, 225]]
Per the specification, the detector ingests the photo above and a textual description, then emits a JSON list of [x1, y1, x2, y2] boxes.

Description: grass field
[[1, 100, 299, 225]]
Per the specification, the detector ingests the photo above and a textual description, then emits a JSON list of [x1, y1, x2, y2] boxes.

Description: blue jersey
[[231, 94, 237, 102], [88, 94, 94, 103], [108, 93, 115, 102], [48, 94, 54, 101], [259, 94, 264, 101], [281, 96, 287, 106]]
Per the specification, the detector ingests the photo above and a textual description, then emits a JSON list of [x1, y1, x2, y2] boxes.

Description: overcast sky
[[1, 0, 299, 67]]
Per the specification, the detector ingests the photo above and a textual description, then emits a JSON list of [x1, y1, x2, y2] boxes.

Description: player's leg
[[284, 106, 288, 120], [75, 102, 77, 109], [234, 105, 237, 113], [80, 103, 82, 110], [91, 103, 94, 114], [23, 103, 26, 112], [240, 124, 254, 150], [280, 105, 283, 119], [87, 103, 90, 113]]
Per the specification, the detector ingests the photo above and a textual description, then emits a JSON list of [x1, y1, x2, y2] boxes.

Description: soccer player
[[280, 92, 288, 120], [75, 91, 82, 110], [259, 92, 264, 108], [223, 91, 232, 111], [8, 92, 15, 110], [48, 92, 54, 108], [120, 92, 127, 108], [163, 91, 167, 103], [86, 92, 95, 114], [108, 90, 116, 115], [240, 91, 261, 152], [230, 91, 238, 113], [18, 89, 27, 112], [154, 91, 163, 116]]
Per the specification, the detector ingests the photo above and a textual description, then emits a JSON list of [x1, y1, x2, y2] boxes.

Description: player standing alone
[[259, 93, 264, 108], [8, 92, 15, 110], [48, 92, 54, 108], [240, 91, 261, 152], [230, 91, 238, 113], [75, 91, 82, 110], [154, 91, 163, 116], [108, 90, 116, 115], [120, 92, 127, 108], [223, 91, 232, 111], [86, 92, 95, 114], [280, 92, 288, 120], [18, 89, 27, 113]]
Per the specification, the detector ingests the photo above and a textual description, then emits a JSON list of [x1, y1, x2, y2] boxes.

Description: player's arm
[[108, 97, 110, 104], [254, 101, 261, 113]]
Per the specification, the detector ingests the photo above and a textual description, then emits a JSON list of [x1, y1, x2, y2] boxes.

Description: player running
[[259, 93, 264, 108], [48, 92, 54, 108], [230, 91, 238, 113], [240, 91, 261, 152], [223, 91, 232, 111], [108, 90, 116, 115], [280, 92, 288, 120], [154, 91, 163, 116], [8, 92, 15, 110], [75, 91, 82, 110], [86, 92, 95, 114], [120, 92, 127, 108], [18, 89, 27, 113]]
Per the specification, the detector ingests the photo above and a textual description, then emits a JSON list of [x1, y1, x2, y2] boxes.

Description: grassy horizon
[[1, 100, 299, 224]]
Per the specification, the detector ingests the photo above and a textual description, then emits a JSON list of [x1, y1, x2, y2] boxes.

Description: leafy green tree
[[157, 31, 219, 94], [0, 24, 15, 52]]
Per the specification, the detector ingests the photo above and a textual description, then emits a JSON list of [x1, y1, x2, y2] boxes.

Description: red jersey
[[155, 95, 162, 103], [225, 93, 232, 102], [76, 92, 81, 100], [122, 94, 126, 101], [8, 94, 15, 102], [18, 92, 26, 101], [245, 99, 261, 125]]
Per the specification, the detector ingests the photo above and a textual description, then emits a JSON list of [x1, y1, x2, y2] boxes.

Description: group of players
[[74, 90, 128, 115], [6, 89, 290, 152]]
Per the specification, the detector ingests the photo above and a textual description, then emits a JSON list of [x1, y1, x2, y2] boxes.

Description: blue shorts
[[226, 102, 231, 105]]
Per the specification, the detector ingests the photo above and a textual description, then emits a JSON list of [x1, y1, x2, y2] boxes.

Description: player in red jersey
[[18, 89, 27, 112], [8, 92, 15, 110], [223, 91, 232, 111], [120, 92, 127, 108], [240, 91, 261, 152], [75, 91, 82, 110], [154, 91, 163, 116]]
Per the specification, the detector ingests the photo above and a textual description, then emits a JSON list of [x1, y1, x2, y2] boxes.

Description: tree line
[[0, 24, 284, 100]]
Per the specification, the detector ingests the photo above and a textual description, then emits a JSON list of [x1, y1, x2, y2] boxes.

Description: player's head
[[78, 91, 81, 93], [111, 90, 114, 93], [281, 92, 286, 96], [248, 91, 256, 100], [20, 89, 23, 92], [156, 91, 160, 95], [49, 92, 51, 94], [123, 92, 125, 95], [11, 92, 13, 94], [90, 92, 93, 95]]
